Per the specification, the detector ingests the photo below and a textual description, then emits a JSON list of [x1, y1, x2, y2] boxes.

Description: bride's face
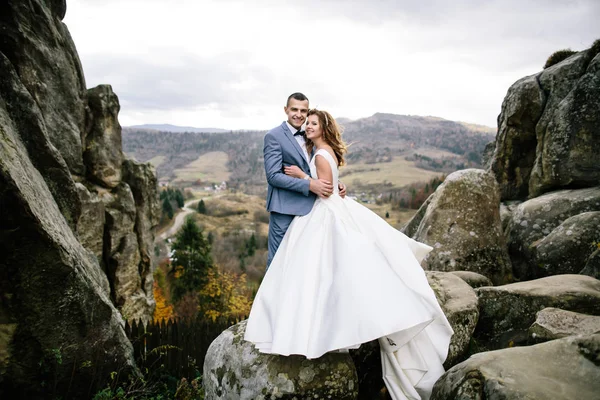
[[305, 115, 323, 140]]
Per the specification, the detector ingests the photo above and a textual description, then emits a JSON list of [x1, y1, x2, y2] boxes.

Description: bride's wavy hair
[[306, 109, 347, 166]]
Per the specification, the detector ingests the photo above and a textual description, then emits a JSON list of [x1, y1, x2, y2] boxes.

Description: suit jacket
[[264, 121, 316, 216]]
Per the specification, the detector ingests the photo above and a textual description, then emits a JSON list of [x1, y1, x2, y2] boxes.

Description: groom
[[263, 92, 345, 268]]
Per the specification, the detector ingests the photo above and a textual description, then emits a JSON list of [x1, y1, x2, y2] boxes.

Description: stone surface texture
[[203, 321, 359, 400], [404, 169, 512, 284], [431, 334, 600, 400]]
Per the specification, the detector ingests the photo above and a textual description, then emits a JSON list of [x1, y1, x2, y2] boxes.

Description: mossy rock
[[203, 320, 358, 400]]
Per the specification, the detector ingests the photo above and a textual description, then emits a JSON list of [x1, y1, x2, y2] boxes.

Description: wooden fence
[[125, 317, 244, 380]]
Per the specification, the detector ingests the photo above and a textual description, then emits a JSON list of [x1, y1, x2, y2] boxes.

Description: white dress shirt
[[286, 121, 310, 163]]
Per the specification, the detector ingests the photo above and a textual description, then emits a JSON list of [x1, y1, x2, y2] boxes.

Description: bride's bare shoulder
[[316, 146, 338, 165]]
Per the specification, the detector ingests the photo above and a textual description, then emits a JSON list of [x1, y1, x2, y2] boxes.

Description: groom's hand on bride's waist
[[309, 178, 334, 198], [338, 181, 347, 198]]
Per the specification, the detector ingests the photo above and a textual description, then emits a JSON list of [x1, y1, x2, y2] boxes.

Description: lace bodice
[[309, 148, 339, 195]]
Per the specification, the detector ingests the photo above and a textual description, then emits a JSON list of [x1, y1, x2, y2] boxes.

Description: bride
[[244, 109, 453, 400]]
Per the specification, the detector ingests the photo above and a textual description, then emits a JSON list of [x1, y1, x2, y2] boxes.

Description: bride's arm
[[315, 156, 333, 197]]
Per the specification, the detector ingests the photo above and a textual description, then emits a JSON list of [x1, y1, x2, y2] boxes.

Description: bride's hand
[[338, 181, 347, 198], [284, 165, 306, 179]]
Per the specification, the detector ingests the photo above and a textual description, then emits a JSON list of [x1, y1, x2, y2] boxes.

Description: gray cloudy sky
[[64, 0, 599, 130]]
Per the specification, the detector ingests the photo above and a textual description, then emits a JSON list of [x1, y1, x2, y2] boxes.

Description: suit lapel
[[281, 122, 309, 169]]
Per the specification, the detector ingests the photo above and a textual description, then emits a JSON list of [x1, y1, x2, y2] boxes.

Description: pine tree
[[170, 216, 213, 301], [197, 199, 207, 214], [162, 197, 174, 219], [174, 189, 185, 208]]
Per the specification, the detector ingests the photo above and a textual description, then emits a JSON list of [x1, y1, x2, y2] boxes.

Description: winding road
[[158, 200, 197, 241]]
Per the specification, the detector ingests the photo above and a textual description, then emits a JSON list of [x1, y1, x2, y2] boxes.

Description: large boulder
[[528, 51, 600, 197], [0, 0, 87, 175], [529, 307, 600, 343], [350, 271, 479, 399], [0, 83, 137, 397], [84, 85, 124, 188], [403, 169, 512, 284], [431, 334, 600, 400], [474, 274, 600, 350], [504, 186, 600, 280], [488, 43, 600, 201], [531, 211, 600, 276], [489, 74, 544, 200], [203, 321, 359, 400]]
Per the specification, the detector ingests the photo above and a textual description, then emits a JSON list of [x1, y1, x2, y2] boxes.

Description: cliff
[[0, 0, 159, 396]]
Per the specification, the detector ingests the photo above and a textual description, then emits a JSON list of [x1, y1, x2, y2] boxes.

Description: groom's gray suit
[[264, 121, 316, 267]]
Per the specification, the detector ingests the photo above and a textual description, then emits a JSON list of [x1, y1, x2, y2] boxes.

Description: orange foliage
[[152, 280, 175, 322]]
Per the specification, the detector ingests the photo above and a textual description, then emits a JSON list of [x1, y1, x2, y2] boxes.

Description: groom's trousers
[[267, 211, 294, 270]]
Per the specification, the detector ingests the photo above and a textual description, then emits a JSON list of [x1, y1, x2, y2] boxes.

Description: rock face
[[431, 334, 600, 400], [504, 187, 600, 280], [474, 275, 600, 349], [403, 169, 512, 285], [0, 0, 87, 175], [75, 183, 106, 259], [0, 70, 137, 396], [489, 44, 600, 200], [203, 321, 359, 400], [122, 159, 161, 299], [350, 272, 478, 398], [531, 211, 600, 277], [0, 0, 159, 395], [84, 85, 124, 188], [528, 52, 600, 197], [529, 307, 600, 343], [490, 74, 544, 200]]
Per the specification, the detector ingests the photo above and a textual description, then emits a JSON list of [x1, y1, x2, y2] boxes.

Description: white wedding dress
[[244, 149, 453, 400]]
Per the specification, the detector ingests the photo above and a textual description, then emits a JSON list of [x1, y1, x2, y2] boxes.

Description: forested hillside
[[122, 113, 495, 194]]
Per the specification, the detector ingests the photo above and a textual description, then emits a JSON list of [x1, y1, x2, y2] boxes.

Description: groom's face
[[284, 98, 309, 129]]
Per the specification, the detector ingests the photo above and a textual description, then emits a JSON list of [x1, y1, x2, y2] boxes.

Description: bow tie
[[294, 130, 305, 137]]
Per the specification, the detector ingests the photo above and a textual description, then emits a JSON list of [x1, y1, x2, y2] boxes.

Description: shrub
[[544, 49, 576, 69]]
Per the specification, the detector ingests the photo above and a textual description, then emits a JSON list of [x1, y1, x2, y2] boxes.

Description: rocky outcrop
[[504, 187, 600, 280], [489, 43, 600, 200], [0, 70, 137, 396], [431, 334, 600, 400], [84, 85, 123, 188], [0, 0, 159, 395], [203, 321, 359, 400], [528, 52, 600, 197], [0, 0, 87, 175], [490, 74, 544, 200], [122, 159, 161, 298], [529, 307, 600, 343], [474, 275, 600, 349], [403, 169, 512, 284], [449, 271, 493, 289]]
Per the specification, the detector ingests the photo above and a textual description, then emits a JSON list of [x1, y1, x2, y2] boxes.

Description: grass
[[340, 157, 441, 190], [147, 155, 166, 169], [173, 151, 231, 184]]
